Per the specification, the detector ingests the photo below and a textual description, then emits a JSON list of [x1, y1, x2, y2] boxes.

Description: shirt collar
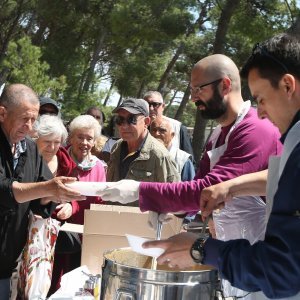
[[280, 110, 300, 143]]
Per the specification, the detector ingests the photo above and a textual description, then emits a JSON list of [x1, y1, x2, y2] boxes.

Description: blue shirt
[[204, 111, 300, 298]]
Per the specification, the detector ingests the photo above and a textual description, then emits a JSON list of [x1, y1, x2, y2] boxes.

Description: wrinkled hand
[[97, 179, 140, 204], [49, 177, 86, 203], [143, 232, 199, 269], [56, 203, 73, 220], [200, 182, 232, 218], [148, 211, 173, 230]]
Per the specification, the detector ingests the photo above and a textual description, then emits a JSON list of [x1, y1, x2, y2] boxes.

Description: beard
[[195, 85, 227, 120]]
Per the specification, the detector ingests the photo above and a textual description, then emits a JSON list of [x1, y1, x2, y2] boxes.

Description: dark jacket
[[0, 127, 55, 278]]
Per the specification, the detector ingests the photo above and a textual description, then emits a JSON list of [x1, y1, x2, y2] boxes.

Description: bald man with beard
[[98, 54, 282, 299]]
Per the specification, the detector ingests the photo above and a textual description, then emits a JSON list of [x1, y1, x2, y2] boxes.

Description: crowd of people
[[0, 31, 300, 300]]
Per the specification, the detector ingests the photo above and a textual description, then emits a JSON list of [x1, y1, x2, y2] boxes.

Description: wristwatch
[[190, 237, 207, 264]]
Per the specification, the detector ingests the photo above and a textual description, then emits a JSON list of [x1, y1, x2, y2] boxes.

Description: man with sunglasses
[[39, 96, 60, 116], [143, 91, 194, 158], [98, 54, 282, 298], [106, 98, 180, 206]]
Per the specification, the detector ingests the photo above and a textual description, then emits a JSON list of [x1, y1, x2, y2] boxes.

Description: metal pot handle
[[115, 288, 136, 300]]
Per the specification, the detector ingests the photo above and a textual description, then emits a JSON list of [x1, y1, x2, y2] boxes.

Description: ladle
[[150, 218, 163, 270]]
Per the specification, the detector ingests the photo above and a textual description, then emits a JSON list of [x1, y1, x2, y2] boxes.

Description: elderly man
[[150, 117, 195, 181], [98, 54, 282, 299], [143, 91, 194, 157], [0, 84, 84, 298], [106, 98, 179, 205]]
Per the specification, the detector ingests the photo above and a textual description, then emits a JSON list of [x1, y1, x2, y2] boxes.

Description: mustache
[[195, 100, 207, 107]]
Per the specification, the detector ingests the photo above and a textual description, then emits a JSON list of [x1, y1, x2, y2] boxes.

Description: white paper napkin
[[126, 234, 164, 258], [65, 182, 108, 196]]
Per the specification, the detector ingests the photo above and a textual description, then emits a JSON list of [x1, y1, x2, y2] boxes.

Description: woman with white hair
[[33, 114, 75, 219], [33, 114, 78, 295], [67, 114, 106, 224]]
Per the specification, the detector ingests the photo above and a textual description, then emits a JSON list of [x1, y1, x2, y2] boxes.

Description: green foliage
[[1, 36, 66, 96], [0, 0, 299, 135]]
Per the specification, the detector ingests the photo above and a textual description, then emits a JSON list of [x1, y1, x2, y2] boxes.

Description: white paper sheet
[[65, 182, 108, 196], [126, 234, 164, 258]]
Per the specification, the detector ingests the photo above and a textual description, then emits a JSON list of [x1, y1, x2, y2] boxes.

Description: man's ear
[[144, 116, 151, 126], [282, 74, 295, 97], [0, 105, 6, 122], [220, 77, 232, 95]]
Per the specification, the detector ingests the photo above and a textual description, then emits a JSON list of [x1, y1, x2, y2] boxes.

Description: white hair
[[143, 91, 164, 103], [33, 114, 68, 143], [69, 114, 101, 139]]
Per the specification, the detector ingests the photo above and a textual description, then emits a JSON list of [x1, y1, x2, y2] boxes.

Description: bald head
[[0, 84, 39, 110], [192, 54, 241, 92], [150, 117, 174, 148]]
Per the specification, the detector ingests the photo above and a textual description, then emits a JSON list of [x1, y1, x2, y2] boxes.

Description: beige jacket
[[107, 133, 180, 183]]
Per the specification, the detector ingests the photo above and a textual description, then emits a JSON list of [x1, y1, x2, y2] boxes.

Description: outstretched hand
[[48, 177, 86, 203], [97, 179, 140, 204]]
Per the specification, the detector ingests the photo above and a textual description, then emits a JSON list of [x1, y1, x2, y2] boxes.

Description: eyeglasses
[[147, 102, 163, 108], [115, 114, 143, 126], [251, 43, 289, 73], [189, 78, 223, 95]]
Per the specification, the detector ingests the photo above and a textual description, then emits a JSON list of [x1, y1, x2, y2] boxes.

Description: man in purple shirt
[[98, 54, 281, 298]]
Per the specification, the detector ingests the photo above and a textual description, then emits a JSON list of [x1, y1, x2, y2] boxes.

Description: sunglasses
[[39, 109, 58, 116], [148, 102, 163, 108], [90, 114, 101, 120], [189, 78, 223, 95], [251, 43, 289, 72], [115, 114, 143, 126]]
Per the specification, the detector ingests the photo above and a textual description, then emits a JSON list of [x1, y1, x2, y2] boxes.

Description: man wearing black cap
[[106, 98, 180, 205], [39, 96, 60, 116]]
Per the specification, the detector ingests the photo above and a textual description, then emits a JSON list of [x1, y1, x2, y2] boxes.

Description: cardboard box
[[81, 204, 182, 275]]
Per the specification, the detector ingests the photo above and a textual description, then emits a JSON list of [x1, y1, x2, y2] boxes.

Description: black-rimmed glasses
[[251, 43, 289, 73], [190, 78, 223, 95], [115, 114, 143, 126]]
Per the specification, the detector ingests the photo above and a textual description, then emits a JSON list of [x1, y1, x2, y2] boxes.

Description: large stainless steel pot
[[101, 248, 219, 300]]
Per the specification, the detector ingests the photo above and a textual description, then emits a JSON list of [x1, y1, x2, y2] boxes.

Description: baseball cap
[[39, 96, 59, 115], [112, 98, 149, 116]]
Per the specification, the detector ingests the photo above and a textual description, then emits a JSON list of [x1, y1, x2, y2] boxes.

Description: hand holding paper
[[65, 181, 109, 196], [97, 179, 140, 204], [126, 234, 164, 258]]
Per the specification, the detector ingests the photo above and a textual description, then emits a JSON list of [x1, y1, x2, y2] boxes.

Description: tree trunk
[[103, 79, 116, 106], [164, 90, 178, 114], [157, 0, 211, 94], [213, 0, 241, 53], [157, 44, 184, 93], [137, 79, 145, 98], [82, 31, 106, 93], [117, 94, 123, 107], [174, 84, 190, 121], [287, 14, 300, 36]]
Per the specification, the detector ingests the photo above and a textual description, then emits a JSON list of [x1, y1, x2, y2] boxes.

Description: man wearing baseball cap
[[106, 98, 180, 206], [39, 96, 60, 116]]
